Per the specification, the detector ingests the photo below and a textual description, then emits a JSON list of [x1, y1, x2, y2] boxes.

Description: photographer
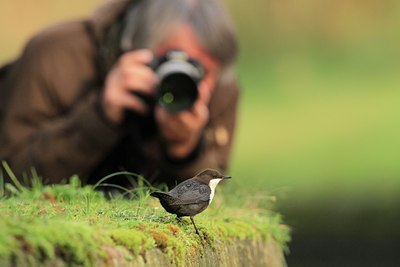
[[0, 0, 239, 187]]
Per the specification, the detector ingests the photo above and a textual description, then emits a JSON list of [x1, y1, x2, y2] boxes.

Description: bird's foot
[[175, 216, 186, 225]]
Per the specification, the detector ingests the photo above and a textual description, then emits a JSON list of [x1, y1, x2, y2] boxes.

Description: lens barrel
[[154, 51, 204, 112]]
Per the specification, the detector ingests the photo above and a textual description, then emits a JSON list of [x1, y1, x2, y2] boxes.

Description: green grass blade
[[93, 171, 140, 190], [1, 160, 26, 193]]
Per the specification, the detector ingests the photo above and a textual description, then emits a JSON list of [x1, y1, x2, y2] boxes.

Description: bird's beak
[[223, 175, 232, 179]]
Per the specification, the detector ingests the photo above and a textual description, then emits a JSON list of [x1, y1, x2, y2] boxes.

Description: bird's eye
[[186, 184, 191, 187]]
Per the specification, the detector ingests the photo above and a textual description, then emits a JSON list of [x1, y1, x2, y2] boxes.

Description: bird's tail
[[150, 191, 176, 202]]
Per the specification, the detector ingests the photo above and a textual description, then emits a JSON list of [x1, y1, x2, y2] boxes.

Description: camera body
[[150, 50, 204, 113]]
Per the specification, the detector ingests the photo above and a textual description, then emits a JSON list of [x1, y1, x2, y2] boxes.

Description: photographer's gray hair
[[121, 0, 238, 84]]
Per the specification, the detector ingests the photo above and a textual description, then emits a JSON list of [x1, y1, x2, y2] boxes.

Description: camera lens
[[155, 51, 204, 113], [158, 73, 198, 112]]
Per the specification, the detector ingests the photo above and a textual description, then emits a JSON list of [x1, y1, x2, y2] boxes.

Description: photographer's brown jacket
[[0, 0, 239, 186]]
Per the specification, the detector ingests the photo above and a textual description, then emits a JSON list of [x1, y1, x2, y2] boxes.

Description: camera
[[150, 50, 204, 113]]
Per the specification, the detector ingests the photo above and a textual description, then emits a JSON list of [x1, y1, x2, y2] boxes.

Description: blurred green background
[[1, 0, 400, 266]]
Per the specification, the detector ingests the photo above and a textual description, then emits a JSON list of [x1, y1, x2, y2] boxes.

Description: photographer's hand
[[101, 49, 157, 125]]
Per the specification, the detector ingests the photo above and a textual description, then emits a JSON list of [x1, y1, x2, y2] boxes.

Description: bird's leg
[[175, 215, 184, 224], [190, 216, 206, 247], [190, 216, 201, 237]]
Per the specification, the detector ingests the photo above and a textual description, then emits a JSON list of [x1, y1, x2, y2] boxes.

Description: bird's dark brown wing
[[169, 182, 211, 205]]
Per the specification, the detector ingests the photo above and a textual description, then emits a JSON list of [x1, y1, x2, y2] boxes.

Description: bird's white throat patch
[[208, 178, 223, 204]]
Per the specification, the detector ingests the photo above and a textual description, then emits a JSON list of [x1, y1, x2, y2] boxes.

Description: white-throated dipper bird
[[150, 169, 232, 236]]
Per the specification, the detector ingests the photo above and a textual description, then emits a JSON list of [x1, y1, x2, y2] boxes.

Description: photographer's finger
[[120, 49, 154, 65], [122, 68, 157, 95], [197, 83, 212, 105], [119, 93, 150, 115], [194, 102, 209, 121], [124, 76, 157, 96]]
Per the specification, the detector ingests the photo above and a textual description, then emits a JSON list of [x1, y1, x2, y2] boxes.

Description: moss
[[0, 220, 19, 259], [107, 228, 154, 256], [0, 216, 113, 266], [0, 177, 290, 266]]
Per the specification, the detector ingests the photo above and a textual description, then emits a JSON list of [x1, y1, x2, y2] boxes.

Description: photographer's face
[[154, 24, 221, 98]]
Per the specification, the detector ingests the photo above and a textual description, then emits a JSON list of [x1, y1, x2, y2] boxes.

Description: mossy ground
[[0, 168, 290, 266]]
